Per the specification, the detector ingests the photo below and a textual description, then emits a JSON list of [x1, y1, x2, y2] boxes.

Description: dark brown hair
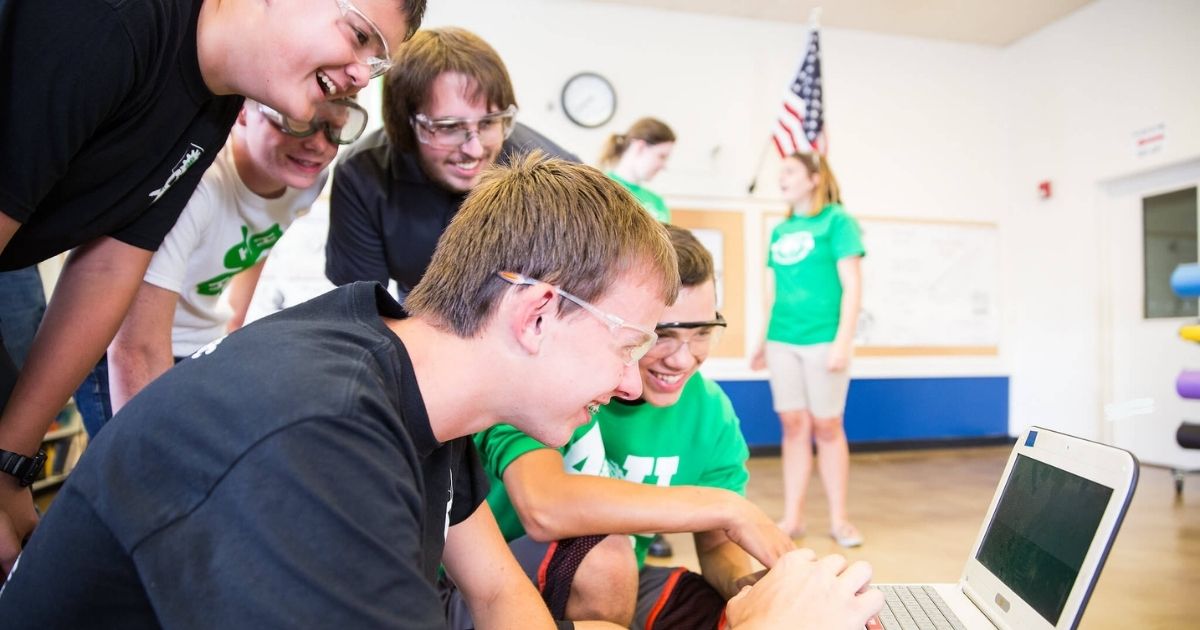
[[381, 27, 516, 153], [597, 117, 676, 169], [405, 153, 680, 337], [664, 224, 713, 289], [396, 0, 427, 40]]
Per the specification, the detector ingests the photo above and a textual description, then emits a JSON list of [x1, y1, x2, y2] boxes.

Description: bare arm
[[695, 529, 756, 600], [0, 211, 17, 253], [224, 259, 266, 332], [107, 281, 182, 413], [442, 501, 558, 630], [0, 237, 152, 576], [750, 269, 774, 371], [503, 449, 793, 569], [827, 256, 862, 372]]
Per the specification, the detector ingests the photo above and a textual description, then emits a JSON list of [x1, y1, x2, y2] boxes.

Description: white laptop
[[870, 426, 1139, 630]]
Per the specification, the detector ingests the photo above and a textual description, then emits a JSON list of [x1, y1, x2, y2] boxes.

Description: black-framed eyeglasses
[[257, 99, 368, 146], [411, 105, 518, 150], [645, 312, 727, 359]]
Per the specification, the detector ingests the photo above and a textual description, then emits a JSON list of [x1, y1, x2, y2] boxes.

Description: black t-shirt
[[0, 0, 243, 270], [324, 123, 579, 299], [0, 283, 489, 628]]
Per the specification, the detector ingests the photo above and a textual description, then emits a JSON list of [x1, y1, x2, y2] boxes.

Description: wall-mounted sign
[[1133, 123, 1166, 158]]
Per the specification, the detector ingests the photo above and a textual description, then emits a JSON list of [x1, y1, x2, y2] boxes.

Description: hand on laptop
[[725, 548, 883, 630]]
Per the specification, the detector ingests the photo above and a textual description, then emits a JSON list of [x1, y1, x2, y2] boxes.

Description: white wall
[[1005, 0, 1200, 443], [360, 0, 1200, 443]]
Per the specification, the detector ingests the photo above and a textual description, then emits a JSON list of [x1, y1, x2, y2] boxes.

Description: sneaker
[[647, 533, 673, 557], [830, 523, 863, 548]]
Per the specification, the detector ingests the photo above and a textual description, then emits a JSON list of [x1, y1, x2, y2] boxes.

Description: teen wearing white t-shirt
[[74, 99, 367, 435]]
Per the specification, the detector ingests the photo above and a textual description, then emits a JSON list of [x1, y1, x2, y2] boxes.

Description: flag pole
[[746, 136, 775, 194]]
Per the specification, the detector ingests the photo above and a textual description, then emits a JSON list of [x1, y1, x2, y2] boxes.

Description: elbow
[[108, 337, 154, 367], [517, 506, 561, 542], [513, 498, 570, 542]]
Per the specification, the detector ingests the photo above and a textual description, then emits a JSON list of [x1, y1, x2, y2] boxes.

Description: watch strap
[[0, 447, 47, 487]]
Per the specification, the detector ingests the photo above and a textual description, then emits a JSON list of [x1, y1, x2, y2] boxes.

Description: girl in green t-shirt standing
[[751, 152, 865, 548], [598, 117, 675, 223]]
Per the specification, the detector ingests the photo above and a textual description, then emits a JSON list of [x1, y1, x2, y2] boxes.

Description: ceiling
[[572, 0, 1095, 46]]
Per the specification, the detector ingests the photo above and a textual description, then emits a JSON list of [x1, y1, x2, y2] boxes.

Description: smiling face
[[258, 0, 412, 122], [517, 269, 667, 447], [413, 72, 506, 194], [638, 278, 717, 407], [237, 105, 338, 196]]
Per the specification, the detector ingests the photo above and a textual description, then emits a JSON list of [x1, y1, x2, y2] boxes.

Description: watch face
[[561, 72, 617, 129]]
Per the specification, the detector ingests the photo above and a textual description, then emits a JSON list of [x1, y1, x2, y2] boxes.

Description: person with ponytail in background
[[598, 118, 676, 223], [751, 152, 865, 548]]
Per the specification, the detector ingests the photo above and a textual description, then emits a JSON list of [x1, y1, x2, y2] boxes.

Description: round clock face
[[561, 72, 617, 129]]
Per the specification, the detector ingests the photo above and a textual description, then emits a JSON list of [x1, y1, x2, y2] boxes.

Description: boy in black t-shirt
[[0, 0, 426, 576], [0, 155, 675, 627]]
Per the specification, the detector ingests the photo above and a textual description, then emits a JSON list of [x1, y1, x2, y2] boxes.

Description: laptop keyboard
[[874, 585, 968, 630]]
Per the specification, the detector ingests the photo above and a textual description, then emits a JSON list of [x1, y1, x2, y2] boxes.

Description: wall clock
[[560, 72, 617, 129]]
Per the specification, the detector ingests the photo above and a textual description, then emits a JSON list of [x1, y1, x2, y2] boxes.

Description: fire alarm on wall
[[1038, 180, 1053, 199]]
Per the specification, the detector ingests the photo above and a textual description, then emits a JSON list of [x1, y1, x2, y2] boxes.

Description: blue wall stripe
[[718, 376, 1010, 447]]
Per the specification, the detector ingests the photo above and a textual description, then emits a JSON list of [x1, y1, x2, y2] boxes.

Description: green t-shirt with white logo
[[607, 171, 670, 223], [474, 373, 749, 568], [767, 203, 865, 345]]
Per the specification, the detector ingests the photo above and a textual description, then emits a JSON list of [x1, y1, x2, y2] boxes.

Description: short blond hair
[[406, 153, 679, 336]]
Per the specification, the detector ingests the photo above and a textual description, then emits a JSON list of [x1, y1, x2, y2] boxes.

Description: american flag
[[772, 28, 825, 157]]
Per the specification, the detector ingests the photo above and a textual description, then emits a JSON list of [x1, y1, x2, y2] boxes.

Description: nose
[[344, 63, 371, 90], [302, 128, 337, 156], [661, 341, 698, 370], [459, 132, 485, 157], [613, 361, 644, 401]]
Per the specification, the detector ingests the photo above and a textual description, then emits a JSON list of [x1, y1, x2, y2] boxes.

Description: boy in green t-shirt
[[466, 225, 792, 629]]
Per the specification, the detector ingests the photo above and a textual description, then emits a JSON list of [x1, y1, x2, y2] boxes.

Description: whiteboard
[[762, 214, 1001, 354], [856, 218, 1000, 352]]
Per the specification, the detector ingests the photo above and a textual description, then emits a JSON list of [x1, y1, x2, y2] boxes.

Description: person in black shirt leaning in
[[326, 26, 578, 300], [0, 0, 426, 580]]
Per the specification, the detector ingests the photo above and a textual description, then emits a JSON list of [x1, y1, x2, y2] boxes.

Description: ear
[[501, 283, 559, 357], [236, 106, 250, 128]]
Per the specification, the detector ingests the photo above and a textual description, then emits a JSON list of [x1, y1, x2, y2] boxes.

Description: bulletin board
[[763, 213, 1000, 356], [672, 209, 746, 358]]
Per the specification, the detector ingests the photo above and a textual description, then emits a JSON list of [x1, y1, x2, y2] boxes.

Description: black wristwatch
[[0, 448, 47, 487]]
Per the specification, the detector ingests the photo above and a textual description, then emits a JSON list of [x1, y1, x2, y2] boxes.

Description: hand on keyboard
[[726, 549, 885, 629]]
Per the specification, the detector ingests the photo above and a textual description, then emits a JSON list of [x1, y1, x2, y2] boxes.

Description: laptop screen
[[974, 454, 1114, 625]]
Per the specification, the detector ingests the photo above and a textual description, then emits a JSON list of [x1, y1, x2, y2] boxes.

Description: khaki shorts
[[765, 341, 851, 418]]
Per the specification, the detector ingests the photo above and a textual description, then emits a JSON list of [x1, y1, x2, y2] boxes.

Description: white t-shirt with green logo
[[142, 141, 326, 356], [767, 203, 865, 345]]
